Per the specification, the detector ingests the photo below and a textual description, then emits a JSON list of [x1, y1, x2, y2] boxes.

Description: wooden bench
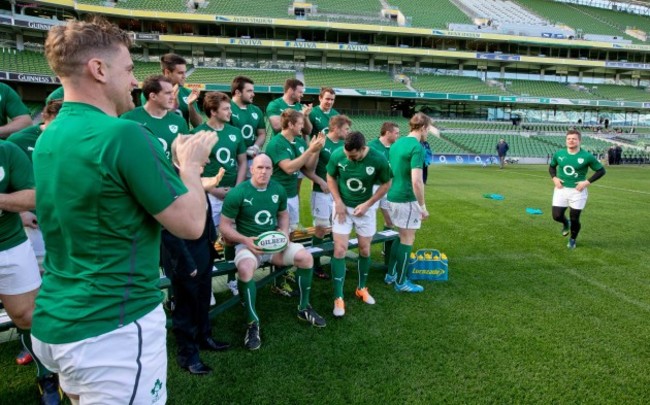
[[0, 230, 399, 332]]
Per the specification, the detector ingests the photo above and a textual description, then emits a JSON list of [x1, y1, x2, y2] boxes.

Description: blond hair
[[45, 17, 132, 78], [409, 112, 432, 133]]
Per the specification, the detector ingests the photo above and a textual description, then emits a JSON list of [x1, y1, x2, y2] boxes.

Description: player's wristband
[[420, 204, 427, 211]]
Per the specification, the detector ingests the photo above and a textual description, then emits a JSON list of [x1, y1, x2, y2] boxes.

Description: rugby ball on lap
[[254, 231, 288, 253]]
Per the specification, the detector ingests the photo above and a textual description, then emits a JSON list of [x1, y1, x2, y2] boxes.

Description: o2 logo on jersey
[[215, 148, 235, 167], [241, 124, 254, 140], [563, 165, 578, 178], [255, 210, 274, 226], [346, 178, 366, 193]]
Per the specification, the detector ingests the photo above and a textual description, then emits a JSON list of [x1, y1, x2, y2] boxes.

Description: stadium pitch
[[2, 164, 649, 404]]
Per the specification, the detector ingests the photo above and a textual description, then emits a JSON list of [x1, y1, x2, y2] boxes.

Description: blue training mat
[[526, 208, 543, 215], [483, 193, 505, 200]]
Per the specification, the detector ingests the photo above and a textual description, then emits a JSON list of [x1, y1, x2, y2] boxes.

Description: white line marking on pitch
[[565, 268, 650, 313]]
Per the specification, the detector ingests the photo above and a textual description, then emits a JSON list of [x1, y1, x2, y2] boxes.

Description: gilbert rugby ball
[[254, 231, 288, 253]]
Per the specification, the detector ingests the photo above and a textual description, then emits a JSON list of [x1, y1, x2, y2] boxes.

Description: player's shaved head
[[252, 153, 272, 167]]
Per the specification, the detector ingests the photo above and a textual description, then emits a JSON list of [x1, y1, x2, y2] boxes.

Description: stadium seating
[[457, 0, 547, 25], [515, 0, 637, 42], [411, 75, 507, 95], [589, 84, 650, 102], [133, 61, 166, 81], [315, 0, 383, 15], [0, 49, 53, 76], [78, 0, 187, 12], [443, 133, 556, 157], [389, 0, 471, 28], [200, 0, 289, 17], [303, 69, 409, 91], [531, 134, 613, 155], [187, 68, 294, 86], [500, 79, 601, 99]]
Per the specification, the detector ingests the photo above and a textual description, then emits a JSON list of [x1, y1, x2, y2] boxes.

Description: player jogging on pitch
[[549, 129, 606, 249]]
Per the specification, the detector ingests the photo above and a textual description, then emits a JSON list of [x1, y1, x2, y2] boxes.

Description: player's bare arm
[[327, 173, 346, 224], [354, 180, 390, 217], [220, 215, 263, 255], [0, 189, 35, 212], [156, 131, 217, 239]]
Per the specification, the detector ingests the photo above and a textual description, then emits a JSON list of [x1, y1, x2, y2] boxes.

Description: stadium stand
[[515, 0, 638, 42], [201, 0, 289, 17], [456, 0, 546, 25], [589, 84, 650, 102], [0, 49, 53, 76], [304, 69, 409, 91], [531, 134, 613, 155], [411, 75, 507, 95], [78, 0, 187, 12], [187, 68, 294, 85], [443, 133, 557, 157], [133, 60, 166, 81], [388, 0, 471, 29], [500, 79, 601, 99], [315, 0, 383, 15]]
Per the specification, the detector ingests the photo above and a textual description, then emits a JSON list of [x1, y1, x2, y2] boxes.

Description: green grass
[[2, 165, 650, 404]]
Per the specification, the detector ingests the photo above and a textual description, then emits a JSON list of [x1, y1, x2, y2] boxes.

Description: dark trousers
[[162, 230, 214, 367], [422, 164, 429, 184]]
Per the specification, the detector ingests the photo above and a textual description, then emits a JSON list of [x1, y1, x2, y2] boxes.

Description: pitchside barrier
[[0, 229, 399, 332]]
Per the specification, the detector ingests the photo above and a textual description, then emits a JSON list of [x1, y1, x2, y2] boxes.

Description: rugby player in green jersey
[[385, 113, 433, 293], [549, 129, 606, 249], [220, 154, 327, 350], [265, 109, 323, 232], [122, 75, 189, 162], [309, 87, 339, 137], [368, 121, 400, 229], [31, 18, 217, 404], [309, 115, 351, 279], [326, 132, 391, 316], [266, 78, 313, 137], [230, 76, 266, 169], [192, 91, 247, 230], [0, 140, 62, 404], [45, 86, 64, 104], [0, 82, 32, 139], [139, 53, 202, 128]]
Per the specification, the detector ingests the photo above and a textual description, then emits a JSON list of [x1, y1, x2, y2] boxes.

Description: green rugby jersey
[[191, 122, 246, 186], [368, 138, 390, 161], [313, 135, 343, 193], [121, 106, 189, 163], [7, 124, 41, 162], [31, 102, 187, 344], [326, 147, 391, 207], [550, 148, 603, 188], [0, 83, 30, 126], [265, 134, 302, 198], [309, 105, 339, 136], [387, 136, 424, 203], [0, 140, 34, 251], [221, 179, 288, 237], [230, 101, 265, 148], [139, 85, 198, 126], [265, 97, 303, 136]]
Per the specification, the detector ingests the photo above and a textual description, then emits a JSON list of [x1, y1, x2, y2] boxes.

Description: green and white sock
[[395, 243, 413, 285], [238, 280, 259, 324], [357, 255, 370, 289], [295, 267, 313, 310], [331, 257, 346, 299], [386, 240, 400, 277]]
